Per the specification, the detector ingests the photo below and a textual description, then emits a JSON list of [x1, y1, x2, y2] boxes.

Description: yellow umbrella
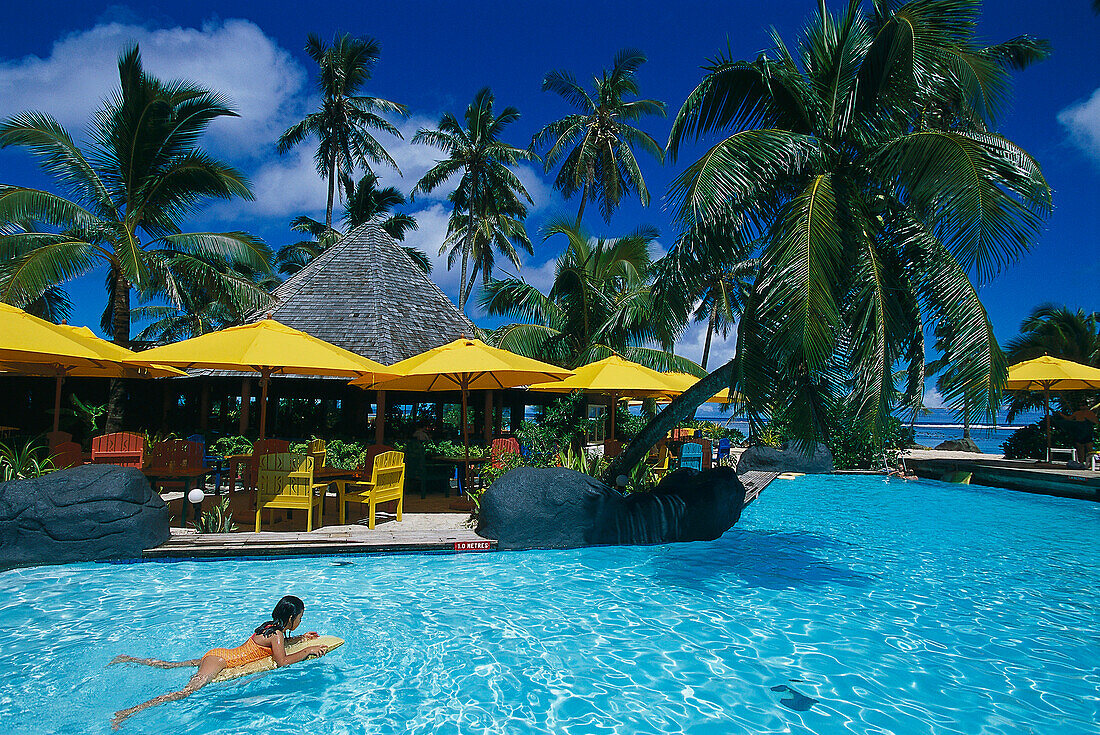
[[659, 372, 740, 404], [529, 355, 680, 440], [1005, 355, 1100, 461], [352, 337, 572, 487], [0, 303, 184, 433], [130, 318, 400, 439]]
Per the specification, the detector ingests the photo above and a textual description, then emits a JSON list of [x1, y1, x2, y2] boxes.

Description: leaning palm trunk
[[608, 360, 737, 480]]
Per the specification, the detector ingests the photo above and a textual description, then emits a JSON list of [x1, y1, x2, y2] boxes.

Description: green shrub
[[211, 435, 253, 456], [768, 406, 914, 470], [1001, 420, 1086, 460]]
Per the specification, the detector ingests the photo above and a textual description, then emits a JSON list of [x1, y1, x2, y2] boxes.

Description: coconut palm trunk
[[701, 308, 718, 370], [105, 270, 131, 432], [326, 154, 337, 229]]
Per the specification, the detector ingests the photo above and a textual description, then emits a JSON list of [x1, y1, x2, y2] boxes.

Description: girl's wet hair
[[255, 595, 305, 636]]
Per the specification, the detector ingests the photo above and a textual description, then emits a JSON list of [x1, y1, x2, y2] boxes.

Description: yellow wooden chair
[[255, 453, 326, 532], [307, 438, 327, 468], [647, 443, 671, 482], [338, 450, 405, 528]]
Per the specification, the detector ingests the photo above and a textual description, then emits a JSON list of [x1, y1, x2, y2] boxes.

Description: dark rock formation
[[476, 466, 746, 550], [736, 443, 834, 474], [933, 437, 982, 453], [0, 464, 169, 568]]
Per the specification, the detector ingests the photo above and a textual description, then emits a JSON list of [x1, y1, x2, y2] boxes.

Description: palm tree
[[440, 186, 531, 301], [652, 218, 758, 370], [1003, 304, 1100, 420], [275, 173, 426, 276], [531, 48, 666, 225], [0, 45, 271, 431], [277, 33, 407, 229], [480, 218, 699, 373], [412, 88, 537, 311], [611, 0, 1052, 476]]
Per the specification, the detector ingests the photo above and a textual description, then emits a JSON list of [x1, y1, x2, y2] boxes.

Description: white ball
[[187, 488, 206, 504], [615, 475, 630, 488]]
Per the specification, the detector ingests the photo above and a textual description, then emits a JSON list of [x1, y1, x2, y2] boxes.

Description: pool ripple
[[1, 475, 1097, 734]]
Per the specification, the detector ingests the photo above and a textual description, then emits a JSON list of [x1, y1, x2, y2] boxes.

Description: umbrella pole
[[53, 375, 64, 435], [610, 392, 617, 441], [258, 370, 271, 441], [461, 379, 470, 495], [1044, 386, 1051, 463]]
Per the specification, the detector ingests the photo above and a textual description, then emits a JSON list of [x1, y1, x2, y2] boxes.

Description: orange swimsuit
[[203, 637, 271, 668]]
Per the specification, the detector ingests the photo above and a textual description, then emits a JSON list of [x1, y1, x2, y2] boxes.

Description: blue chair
[[187, 434, 224, 493], [680, 442, 703, 471], [717, 438, 731, 462]]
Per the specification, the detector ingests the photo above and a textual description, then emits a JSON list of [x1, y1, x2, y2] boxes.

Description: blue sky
[[1, 1, 1098, 409]]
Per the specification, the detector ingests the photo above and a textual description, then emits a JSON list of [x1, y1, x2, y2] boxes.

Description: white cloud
[[211, 146, 327, 221], [922, 387, 947, 410], [0, 18, 306, 157], [1058, 87, 1100, 163], [674, 316, 736, 370]]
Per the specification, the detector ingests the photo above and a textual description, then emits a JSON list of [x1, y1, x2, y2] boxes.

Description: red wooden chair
[[50, 441, 84, 470], [490, 437, 521, 469], [243, 439, 290, 493], [145, 440, 204, 492], [91, 432, 146, 468]]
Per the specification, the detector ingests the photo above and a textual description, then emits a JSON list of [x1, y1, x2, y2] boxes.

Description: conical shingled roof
[[252, 223, 475, 365]]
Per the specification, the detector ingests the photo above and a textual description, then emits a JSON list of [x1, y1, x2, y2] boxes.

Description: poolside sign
[[454, 540, 493, 552]]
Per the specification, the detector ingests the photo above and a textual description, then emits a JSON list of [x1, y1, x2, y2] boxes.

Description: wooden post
[[258, 372, 271, 440], [199, 379, 211, 433], [375, 390, 386, 445], [52, 375, 64, 435], [511, 397, 522, 434], [494, 391, 504, 436], [484, 390, 493, 441], [240, 378, 251, 435]]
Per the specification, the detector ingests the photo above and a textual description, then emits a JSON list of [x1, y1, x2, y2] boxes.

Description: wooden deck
[[739, 470, 780, 507], [144, 526, 495, 560]]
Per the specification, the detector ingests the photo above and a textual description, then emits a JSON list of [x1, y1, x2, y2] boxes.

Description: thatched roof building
[[252, 223, 474, 364]]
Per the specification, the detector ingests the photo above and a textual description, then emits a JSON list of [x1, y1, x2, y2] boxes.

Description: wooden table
[[143, 467, 210, 527], [0, 426, 18, 438]]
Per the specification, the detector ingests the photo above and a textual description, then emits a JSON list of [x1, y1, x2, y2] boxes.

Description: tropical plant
[[192, 496, 238, 533], [277, 33, 407, 229], [412, 88, 537, 311], [275, 173, 426, 276], [439, 187, 530, 297], [532, 48, 666, 224], [481, 218, 700, 372], [0, 437, 54, 481], [64, 395, 107, 440], [1002, 304, 1100, 421], [556, 444, 608, 477], [612, 0, 1052, 477], [0, 46, 272, 431]]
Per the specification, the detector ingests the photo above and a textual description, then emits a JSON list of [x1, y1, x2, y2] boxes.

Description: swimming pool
[[1, 475, 1096, 734]]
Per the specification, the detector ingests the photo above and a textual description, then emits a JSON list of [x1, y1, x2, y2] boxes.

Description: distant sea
[[694, 407, 1043, 455]]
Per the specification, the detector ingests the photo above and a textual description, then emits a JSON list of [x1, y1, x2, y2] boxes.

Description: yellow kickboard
[[211, 635, 344, 683]]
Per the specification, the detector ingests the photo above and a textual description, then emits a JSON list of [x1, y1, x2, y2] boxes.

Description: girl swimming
[[109, 595, 328, 729]]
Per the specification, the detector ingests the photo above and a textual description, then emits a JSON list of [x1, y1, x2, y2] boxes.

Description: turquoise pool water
[[1, 475, 1096, 734]]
